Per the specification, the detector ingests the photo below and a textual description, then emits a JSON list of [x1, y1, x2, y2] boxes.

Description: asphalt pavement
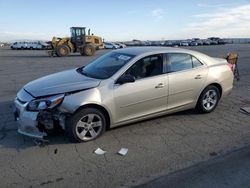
[[138, 146, 250, 188]]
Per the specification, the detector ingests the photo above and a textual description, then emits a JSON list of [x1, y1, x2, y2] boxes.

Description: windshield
[[80, 52, 135, 79]]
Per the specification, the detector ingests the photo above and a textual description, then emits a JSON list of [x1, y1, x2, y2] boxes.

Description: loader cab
[[70, 27, 86, 47]]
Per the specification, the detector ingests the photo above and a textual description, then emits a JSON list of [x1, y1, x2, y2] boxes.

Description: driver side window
[[125, 54, 163, 80]]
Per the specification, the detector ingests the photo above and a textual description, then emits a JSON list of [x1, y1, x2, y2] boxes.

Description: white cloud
[[151, 8, 164, 20], [183, 4, 250, 38]]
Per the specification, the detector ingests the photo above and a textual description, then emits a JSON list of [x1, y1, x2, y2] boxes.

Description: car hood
[[24, 69, 101, 97]]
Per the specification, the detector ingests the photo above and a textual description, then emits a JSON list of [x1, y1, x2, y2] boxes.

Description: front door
[[113, 54, 168, 123]]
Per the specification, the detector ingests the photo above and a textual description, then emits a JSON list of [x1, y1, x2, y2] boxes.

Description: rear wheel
[[196, 85, 220, 113], [66, 108, 106, 142], [56, 45, 70, 57], [82, 44, 95, 56]]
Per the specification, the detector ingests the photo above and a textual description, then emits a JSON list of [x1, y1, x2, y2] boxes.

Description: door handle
[[194, 75, 202, 79], [155, 83, 164, 88]]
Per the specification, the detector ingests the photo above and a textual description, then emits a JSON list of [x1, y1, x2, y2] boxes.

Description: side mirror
[[116, 75, 135, 85]]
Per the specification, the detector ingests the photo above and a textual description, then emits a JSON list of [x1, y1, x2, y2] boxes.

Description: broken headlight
[[27, 94, 64, 111]]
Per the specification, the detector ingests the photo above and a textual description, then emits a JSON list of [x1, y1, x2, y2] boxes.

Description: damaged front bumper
[[14, 98, 47, 139]]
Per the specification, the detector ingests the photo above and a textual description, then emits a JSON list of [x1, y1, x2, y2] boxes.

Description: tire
[[196, 85, 220, 113], [56, 45, 70, 57], [82, 44, 95, 56], [66, 108, 106, 143]]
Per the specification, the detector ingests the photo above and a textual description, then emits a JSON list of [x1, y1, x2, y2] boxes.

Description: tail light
[[227, 63, 234, 72]]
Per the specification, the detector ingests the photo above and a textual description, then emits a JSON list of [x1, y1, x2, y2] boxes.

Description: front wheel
[[56, 45, 70, 57], [196, 85, 220, 113], [66, 108, 106, 142]]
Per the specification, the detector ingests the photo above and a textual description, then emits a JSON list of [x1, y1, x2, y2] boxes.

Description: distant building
[[223, 38, 250, 44]]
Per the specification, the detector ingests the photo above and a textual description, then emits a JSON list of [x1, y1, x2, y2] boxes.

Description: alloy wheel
[[75, 114, 103, 141], [202, 90, 218, 111]]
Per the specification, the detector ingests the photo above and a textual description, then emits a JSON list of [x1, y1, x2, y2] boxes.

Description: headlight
[[27, 94, 64, 111]]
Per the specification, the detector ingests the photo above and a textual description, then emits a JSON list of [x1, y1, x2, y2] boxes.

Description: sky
[[0, 0, 250, 42]]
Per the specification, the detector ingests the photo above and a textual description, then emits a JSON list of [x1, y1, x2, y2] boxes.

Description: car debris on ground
[[118, 148, 128, 156], [32, 138, 49, 147], [93, 147, 128, 156], [94, 147, 107, 155]]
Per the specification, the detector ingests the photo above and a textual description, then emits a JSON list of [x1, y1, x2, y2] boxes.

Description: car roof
[[114, 46, 216, 65], [114, 46, 200, 56]]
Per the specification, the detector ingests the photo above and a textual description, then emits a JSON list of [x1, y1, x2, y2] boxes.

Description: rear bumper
[[221, 85, 233, 98], [14, 98, 47, 139]]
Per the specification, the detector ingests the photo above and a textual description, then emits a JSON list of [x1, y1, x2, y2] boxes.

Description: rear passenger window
[[192, 56, 203, 68], [168, 53, 192, 72]]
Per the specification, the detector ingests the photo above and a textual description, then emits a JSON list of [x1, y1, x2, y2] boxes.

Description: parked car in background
[[218, 39, 227, 45], [164, 41, 173, 47], [180, 41, 189, 46], [150, 41, 161, 46], [104, 42, 119, 49], [115, 42, 126, 48], [202, 40, 211, 45], [172, 41, 181, 47], [26, 41, 50, 49], [124, 40, 145, 46], [208, 37, 224, 45], [189, 41, 198, 46], [11, 41, 28, 49], [14, 47, 234, 142], [209, 40, 218, 45], [39, 41, 51, 49], [196, 40, 203, 45], [208, 37, 220, 42], [145, 41, 152, 46], [0, 43, 4, 47], [11, 41, 50, 50]]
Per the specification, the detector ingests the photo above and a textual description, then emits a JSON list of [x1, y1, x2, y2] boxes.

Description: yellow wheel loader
[[48, 27, 104, 57]]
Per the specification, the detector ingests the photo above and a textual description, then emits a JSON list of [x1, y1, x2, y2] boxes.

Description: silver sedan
[[14, 47, 234, 142]]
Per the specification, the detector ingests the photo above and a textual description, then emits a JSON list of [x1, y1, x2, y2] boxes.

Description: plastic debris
[[118, 148, 128, 156], [240, 107, 250, 115], [32, 138, 49, 147], [94, 147, 107, 155]]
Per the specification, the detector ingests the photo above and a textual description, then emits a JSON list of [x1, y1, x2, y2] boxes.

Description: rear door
[[166, 53, 208, 109]]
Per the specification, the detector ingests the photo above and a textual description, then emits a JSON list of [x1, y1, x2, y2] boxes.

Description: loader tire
[[82, 44, 95, 56], [56, 45, 70, 57]]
